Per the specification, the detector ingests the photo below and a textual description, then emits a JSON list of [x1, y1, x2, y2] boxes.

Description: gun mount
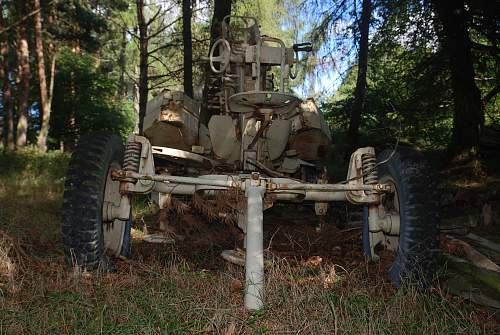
[[62, 16, 440, 312]]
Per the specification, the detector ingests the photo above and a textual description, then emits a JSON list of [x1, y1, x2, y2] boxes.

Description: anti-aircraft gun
[[142, 17, 329, 180], [62, 16, 439, 310]]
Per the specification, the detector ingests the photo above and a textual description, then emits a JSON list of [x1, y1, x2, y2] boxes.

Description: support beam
[[244, 183, 265, 311]]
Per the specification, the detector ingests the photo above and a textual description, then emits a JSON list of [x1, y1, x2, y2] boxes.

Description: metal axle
[[112, 170, 392, 195]]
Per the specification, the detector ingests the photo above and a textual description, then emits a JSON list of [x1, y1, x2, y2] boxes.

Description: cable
[[245, 159, 285, 177], [339, 102, 402, 184]]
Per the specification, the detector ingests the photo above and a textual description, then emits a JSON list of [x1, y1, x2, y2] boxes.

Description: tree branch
[[147, 17, 181, 40], [125, 69, 139, 86], [471, 42, 499, 55], [0, 0, 56, 34], [482, 85, 500, 107], [146, 7, 162, 27], [147, 40, 181, 56], [148, 72, 181, 80]]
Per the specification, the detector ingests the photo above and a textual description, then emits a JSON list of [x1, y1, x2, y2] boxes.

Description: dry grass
[[0, 233, 17, 293], [0, 150, 498, 334], [1, 254, 495, 334]]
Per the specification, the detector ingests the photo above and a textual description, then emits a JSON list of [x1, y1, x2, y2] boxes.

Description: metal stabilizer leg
[[368, 205, 383, 261], [244, 183, 265, 311]]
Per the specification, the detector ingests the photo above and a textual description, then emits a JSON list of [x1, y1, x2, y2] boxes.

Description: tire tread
[[62, 133, 125, 271]]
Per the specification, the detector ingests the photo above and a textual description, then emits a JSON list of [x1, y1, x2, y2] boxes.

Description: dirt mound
[[136, 201, 400, 279]]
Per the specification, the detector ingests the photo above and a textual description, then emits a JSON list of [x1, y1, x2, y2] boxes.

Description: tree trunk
[[209, 0, 232, 46], [0, 0, 3, 145], [15, 2, 31, 148], [200, 0, 232, 124], [182, 0, 193, 98], [118, 27, 127, 98], [133, 64, 140, 133], [136, 0, 148, 135], [46, 2, 56, 129], [432, 0, 483, 155], [347, 0, 371, 150], [0, 0, 14, 150], [48, 52, 56, 112], [1, 55, 14, 151], [34, 0, 51, 152]]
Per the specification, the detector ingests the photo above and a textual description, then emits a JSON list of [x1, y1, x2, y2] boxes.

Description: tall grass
[[0, 151, 497, 334], [0, 149, 68, 188]]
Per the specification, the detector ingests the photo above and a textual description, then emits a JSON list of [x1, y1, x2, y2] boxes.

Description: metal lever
[[293, 42, 313, 52]]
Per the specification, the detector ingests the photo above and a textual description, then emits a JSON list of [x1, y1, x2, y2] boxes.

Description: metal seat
[[227, 91, 300, 115]]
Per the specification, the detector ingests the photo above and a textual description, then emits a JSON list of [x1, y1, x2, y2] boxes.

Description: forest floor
[[0, 150, 499, 334]]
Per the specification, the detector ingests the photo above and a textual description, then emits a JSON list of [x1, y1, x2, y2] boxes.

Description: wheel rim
[[102, 161, 128, 256]]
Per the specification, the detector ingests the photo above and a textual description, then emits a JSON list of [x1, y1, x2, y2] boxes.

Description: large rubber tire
[[363, 147, 440, 287], [62, 133, 132, 271]]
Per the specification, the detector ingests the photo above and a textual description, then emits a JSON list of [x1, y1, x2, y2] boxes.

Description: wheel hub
[[367, 178, 401, 259], [102, 162, 131, 256]]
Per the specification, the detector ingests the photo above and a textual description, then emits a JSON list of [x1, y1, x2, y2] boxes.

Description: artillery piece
[[63, 16, 439, 310]]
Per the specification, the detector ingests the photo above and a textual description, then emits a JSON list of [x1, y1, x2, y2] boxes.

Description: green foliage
[[321, 0, 453, 150], [49, 48, 136, 147], [305, 0, 499, 153], [233, 0, 296, 44], [48, 0, 129, 53], [2, 0, 497, 154]]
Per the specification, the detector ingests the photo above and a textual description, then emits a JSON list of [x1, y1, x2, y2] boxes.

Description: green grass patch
[[0, 149, 69, 188]]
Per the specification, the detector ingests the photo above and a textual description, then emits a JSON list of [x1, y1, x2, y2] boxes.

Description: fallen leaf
[[222, 322, 237, 335], [230, 279, 243, 292], [303, 256, 323, 268], [323, 266, 339, 288]]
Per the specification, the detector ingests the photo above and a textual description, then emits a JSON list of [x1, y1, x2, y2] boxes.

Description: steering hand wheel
[[209, 38, 231, 74]]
